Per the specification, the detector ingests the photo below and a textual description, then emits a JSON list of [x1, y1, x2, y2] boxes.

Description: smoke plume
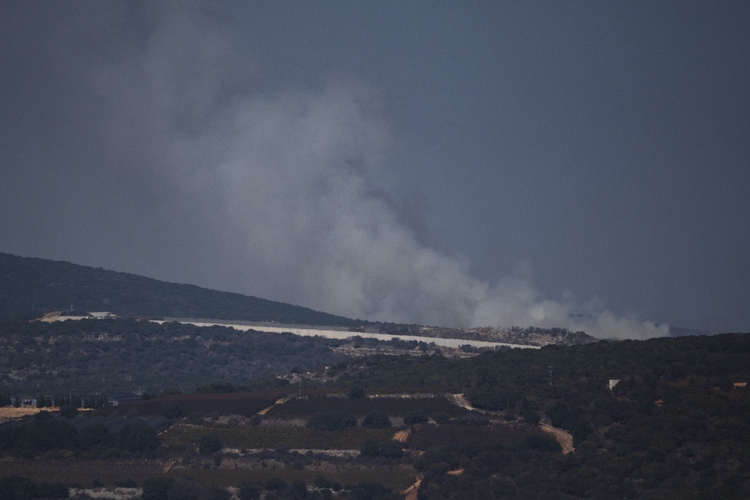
[[0, 3, 667, 339]]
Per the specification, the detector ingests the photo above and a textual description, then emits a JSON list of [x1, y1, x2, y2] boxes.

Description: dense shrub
[[360, 439, 403, 459], [432, 412, 450, 424], [360, 439, 380, 458], [307, 411, 357, 431], [239, 482, 261, 500], [9, 415, 77, 456], [380, 439, 405, 459], [520, 434, 561, 452], [348, 383, 366, 399], [362, 410, 391, 428], [263, 477, 287, 492], [403, 409, 427, 426], [519, 406, 540, 425], [162, 402, 184, 419], [199, 434, 223, 454], [142, 477, 174, 500], [195, 382, 239, 394], [347, 482, 401, 500], [466, 386, 519, 411], [0, 476, 68, 499], [117, 422, 159, 455], [142, 477, 229, 500], [76, 423, 112, 451]]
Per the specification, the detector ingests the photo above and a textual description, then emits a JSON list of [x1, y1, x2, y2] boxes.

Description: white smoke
[[180, 73, 666, 338], [12, 3, 669, 339]]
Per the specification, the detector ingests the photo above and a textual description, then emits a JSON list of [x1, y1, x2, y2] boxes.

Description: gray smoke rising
[[0, 3, 667, 339]]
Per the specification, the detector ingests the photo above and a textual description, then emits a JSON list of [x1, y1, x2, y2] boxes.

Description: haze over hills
[[0, 252, 363, 327], [0, 252, 708, 341], [1, 250, 748, 499]]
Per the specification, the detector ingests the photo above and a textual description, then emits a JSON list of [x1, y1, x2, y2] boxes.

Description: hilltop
[[0, 252, 364, 327], [0, 252, 599, 346]]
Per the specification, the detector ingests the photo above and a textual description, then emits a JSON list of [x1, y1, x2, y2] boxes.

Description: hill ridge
[[0, 252, 363, 327]]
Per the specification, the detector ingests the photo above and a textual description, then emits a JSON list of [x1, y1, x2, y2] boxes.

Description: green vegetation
[[0, 317, 348, 394], [1, 261, 749, 500], [161, 402, 183, 419], [128, 391, 282, 418], [0, 412, 159, 459], [403, 409, 428, 426], [326, 333, 750, 499], [0, 252, 598, 347], [158, 424, 395, 450], [362, 410, 391, 428], [360, 439, 403, 459], [0, 476, 68, 500], [307, 411, 357, 431], [198, 434, 223, 455], [263, 394, 467, 419], [142, 477, 231, 500]]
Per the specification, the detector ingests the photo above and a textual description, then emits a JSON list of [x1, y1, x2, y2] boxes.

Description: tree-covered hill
[[0, 253, 606, 345], [0, 317, 350, 394], [326, 332, 750, 499], [1, 318, 749, 498], [0, 252, 363, 327]]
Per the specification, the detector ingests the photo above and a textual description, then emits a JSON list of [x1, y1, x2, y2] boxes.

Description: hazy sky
[[2, 1, 749, 337]]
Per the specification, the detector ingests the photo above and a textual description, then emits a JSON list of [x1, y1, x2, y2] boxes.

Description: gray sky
[[1, 1, 749, 337]]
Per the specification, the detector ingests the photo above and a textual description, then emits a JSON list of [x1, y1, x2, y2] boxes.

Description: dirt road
[[539, 422, 575, 454], [447, 393, 575, 454]]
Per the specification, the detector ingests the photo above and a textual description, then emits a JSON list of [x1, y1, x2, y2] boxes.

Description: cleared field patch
[[406, 423, 551, 451], [160, 424, 395, 450], [120, 390, 286, 417], [0, 458, 162, 487], [264, 394, 469, 419], [172, 466, 416, 491]]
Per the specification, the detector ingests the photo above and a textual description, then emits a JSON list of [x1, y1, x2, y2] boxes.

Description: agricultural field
[[262, 393, 469, 419], [159, 423, 397, 451], [125, 390, 285, 418], [2, 332, 750, 499]]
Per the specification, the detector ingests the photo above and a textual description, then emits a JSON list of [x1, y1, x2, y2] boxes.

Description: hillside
[[0, 316, 474, 396], [0, 252, 363, 327], [0, 252, 602, 347], [0, 317, 354, 395], [1, 331, 748, 499], [317, 332, 750, 498]]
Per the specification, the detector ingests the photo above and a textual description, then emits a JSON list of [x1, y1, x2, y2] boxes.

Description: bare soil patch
[[0, 407, 58, 422], [539, 422, 575, 454], [393, 429, 411, 443]]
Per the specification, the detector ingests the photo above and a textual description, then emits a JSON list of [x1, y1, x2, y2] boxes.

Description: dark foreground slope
[[1, 329, 748, 499], [0, 252, 362, 327], [327, 332, 750, 499]]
